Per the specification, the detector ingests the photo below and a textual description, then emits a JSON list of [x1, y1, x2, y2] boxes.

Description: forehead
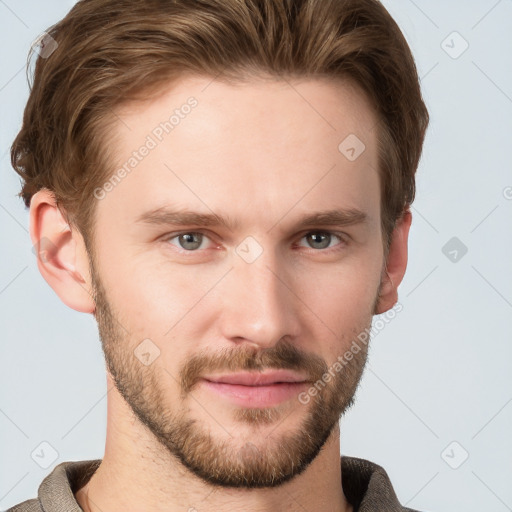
[[97, 74, 380, 231]]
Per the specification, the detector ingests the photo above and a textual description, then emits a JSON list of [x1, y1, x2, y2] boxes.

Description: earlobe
[[30, 188, 96, 314], [374, 209, 412, 315]]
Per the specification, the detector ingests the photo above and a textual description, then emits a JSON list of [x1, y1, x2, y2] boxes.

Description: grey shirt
[[7, 456, 422, 512]]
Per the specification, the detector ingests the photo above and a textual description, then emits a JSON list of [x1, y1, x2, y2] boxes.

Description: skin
[[30, 75, 411, 512]]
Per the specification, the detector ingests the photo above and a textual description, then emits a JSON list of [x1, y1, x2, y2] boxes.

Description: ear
[[374, 209, 412, 315], [30, 188, 96, 314]]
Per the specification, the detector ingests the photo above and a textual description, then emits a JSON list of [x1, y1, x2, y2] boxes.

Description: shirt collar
[[35, 456, 412, 512]]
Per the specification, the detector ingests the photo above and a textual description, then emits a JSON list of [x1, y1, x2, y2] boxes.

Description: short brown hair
[[11, 0, 429, 253]]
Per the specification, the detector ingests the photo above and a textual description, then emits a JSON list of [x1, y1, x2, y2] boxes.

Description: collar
[[30, 456, 417, 512]]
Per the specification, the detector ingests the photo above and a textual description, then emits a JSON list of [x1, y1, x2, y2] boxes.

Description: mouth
[[199, 370, 310, 408]]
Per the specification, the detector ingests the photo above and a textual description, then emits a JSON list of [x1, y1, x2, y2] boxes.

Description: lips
[[202, 370, 309, 386], [199, 371, 310, 408]]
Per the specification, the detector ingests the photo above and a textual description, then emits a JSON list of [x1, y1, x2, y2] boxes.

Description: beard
[[89, 255, 375, 489]]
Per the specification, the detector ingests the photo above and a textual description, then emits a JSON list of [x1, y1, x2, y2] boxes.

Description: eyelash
[[161, 230, 348, 255]]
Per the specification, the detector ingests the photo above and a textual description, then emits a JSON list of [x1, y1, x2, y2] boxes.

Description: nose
[[217, 248, 301, 349]]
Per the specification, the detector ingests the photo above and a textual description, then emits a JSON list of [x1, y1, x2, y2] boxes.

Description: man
[[8, 0, 429, 510]]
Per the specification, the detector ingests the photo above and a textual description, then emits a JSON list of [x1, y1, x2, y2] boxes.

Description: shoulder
[[341, 455, 426, 512], [5, 498, 43, 512], [5, 459, 101, 512]]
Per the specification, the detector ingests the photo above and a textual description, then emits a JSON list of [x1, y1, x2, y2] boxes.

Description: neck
[[76, 384, 353, 512]]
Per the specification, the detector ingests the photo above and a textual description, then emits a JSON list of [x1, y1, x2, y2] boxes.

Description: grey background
[[1, 1, 511, 511]]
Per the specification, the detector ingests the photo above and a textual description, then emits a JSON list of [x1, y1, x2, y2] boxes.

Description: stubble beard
[[90, 259, 375, 489]]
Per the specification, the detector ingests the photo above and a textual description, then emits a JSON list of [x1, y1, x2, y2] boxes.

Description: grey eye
[[172, 232, 205, 251], [304, 232, 336, 250]]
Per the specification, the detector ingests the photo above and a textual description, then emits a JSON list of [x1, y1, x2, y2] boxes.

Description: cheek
[[294, 253, 382, 344], [301, 270, 378, 318], [99, 249, 231, 361], [95, 246, 190, 332]]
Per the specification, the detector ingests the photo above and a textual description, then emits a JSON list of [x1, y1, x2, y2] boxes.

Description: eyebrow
[[135, 207, 368, 232]]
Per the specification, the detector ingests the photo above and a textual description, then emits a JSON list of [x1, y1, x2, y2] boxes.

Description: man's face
[[88, 75, 383, 488]]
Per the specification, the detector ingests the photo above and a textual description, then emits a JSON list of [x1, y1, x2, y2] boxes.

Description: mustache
[[180, 338, 328, 394]]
